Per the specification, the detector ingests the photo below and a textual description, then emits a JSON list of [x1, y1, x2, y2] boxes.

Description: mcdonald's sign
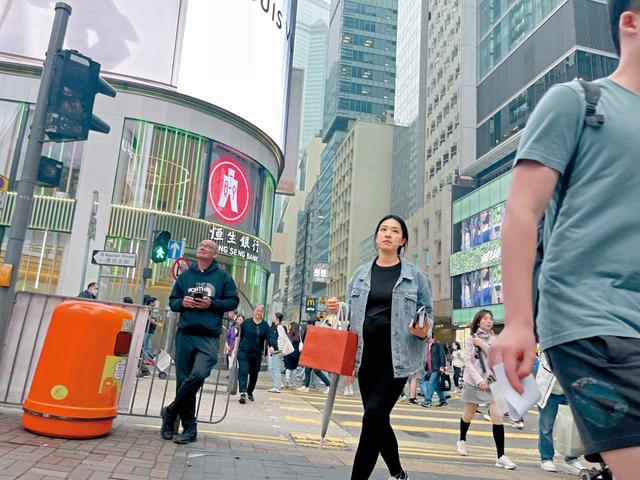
[[305, 297, 317, 313]]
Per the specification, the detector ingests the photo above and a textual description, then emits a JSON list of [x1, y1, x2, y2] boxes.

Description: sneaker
[[563, 459, 585, 475], [495, 455, 516, 470], [456, 440, 467, 456], [324, 386, 330, 394], [387, 470, 409, 480], [436, 401, 448, 407], [268, 388, 281, 393], [540, 460, 558, 472], [483, 414, 492, 422], [247, 393, 254, 402], [160, 407, 176, 440], [297, 386, 310, 392], [239, 393, 246, 404], [173, 429, 197, 445], [420, 402, 432, 408], [408, 398, 418, 405], [399, 394, 407, 402], [511, 420, 524, 429]]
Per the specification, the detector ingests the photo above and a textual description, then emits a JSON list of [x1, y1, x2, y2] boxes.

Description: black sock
[[459, 419, 471, 441], [493, 424, 505, 458]]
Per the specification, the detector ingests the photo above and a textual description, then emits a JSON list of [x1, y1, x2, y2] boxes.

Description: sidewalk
[[0, 404, 539, 480]]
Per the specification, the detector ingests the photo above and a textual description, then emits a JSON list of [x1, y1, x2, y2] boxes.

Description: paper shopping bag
[[299, 325, 357, 375]]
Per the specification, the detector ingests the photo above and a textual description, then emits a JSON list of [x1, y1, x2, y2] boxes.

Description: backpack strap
[[577, 79, 604, 128]]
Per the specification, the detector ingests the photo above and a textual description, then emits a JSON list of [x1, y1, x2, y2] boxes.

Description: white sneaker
[[563, 459, 585, 474], [511, 420, 524, 429], [297, 386, 309, 392], [387, 472, 409, 480], [483, 414, 492, 422], [324, 386, 330, 394], [268, 388, 281, 393], [456, 440, 467, 456], [540, 460, 558, 472], [496, 455, 516, 470]]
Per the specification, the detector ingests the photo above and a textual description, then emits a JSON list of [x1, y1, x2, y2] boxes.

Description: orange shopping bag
[[299, 325, 357, 375]]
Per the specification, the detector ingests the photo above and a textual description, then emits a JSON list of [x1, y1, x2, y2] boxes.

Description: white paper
[[155, 350, 172, 372], [492, 363, 541, 419]]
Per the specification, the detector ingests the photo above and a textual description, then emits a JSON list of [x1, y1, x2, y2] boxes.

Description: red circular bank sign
[[208, 157, 251, 224]]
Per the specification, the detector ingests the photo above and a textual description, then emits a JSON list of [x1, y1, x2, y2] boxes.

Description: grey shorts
[[461, 382, 494, 405], [546, 336, 640, 461]]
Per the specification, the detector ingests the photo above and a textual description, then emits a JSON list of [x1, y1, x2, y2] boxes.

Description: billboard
[[460, 265, 503, 308], [0, 0, 185, 86], [460, 203, 506, 251], [178, 0, 296, 150]]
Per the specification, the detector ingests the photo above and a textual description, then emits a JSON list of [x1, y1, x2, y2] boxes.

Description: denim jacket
[[347, 257, 432, 378]]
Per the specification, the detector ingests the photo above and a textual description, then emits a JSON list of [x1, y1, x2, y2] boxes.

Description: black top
[[362, 261, 401, 366], [238, 319, 277, 357]]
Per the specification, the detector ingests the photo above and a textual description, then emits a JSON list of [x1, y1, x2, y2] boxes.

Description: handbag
[[277, 325, 295, 356], [439, 372, 452, 392], [553, 404, 584, 457], [299, 325, 357, 375]]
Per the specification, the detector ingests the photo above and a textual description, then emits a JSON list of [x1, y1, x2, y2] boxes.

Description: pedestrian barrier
[[0, 291, 231, 426]]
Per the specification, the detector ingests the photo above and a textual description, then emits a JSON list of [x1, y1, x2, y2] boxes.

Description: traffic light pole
[[0, 3, 72, 349], [139, 213, 156, 304]]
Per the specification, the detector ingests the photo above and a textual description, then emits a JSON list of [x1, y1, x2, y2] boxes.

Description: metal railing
[[0, 292, 231, 424]]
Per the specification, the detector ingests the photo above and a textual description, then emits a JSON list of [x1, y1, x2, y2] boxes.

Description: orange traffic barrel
[[22, 300, 133, 438]]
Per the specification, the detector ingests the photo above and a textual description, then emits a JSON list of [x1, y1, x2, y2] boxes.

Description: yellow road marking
[[133, 423, 291, 444], [283, 416, 538, 440]]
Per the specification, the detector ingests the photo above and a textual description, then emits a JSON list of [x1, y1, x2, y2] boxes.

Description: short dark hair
[[87, 282, 97, 289], [123, 297, 133, 304], [374, 215, 409, 255], [609, 0, 640, 56], [470, 309, 493, 334]]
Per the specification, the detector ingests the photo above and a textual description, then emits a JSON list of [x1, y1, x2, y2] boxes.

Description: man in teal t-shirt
[[493, 1, 640, 478]]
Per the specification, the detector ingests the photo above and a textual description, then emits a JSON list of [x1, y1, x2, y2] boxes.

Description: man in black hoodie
[[161, 239, 239, 444]]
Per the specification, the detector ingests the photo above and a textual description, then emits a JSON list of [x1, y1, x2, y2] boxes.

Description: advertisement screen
[[461, 203, 506, 251], [0, 0, 185, 86], [178, 0, 296, 149], [204, 143, 276, 242], [460, 265, 502, 308]]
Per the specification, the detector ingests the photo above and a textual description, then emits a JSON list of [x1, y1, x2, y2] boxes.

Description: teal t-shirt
[[515, 78, 640, 350]]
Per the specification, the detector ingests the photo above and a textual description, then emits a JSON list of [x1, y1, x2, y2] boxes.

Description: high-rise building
[[391, 0, 428, 219], [327, 119, 395, 300], [448, 0, 618, 330], [313, 0, 399, 287], [293, 0, 331, 175]]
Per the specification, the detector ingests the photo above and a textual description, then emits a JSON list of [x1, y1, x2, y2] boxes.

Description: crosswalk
[[273, 390, 546, 467]]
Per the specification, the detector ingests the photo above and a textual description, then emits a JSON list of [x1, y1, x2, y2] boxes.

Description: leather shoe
[[160, 407, 176, 440], [173, 429, 197, 444]]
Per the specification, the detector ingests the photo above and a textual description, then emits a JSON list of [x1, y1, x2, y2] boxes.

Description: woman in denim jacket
[[347, 215, 432, 480]]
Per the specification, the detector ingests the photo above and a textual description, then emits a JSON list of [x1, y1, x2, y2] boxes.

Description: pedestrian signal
[[151, 231, 171, 263]]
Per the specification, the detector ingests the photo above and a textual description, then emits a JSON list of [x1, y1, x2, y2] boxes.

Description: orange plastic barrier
[[299, 325, 357, 375], [22, 301, 133, 438]]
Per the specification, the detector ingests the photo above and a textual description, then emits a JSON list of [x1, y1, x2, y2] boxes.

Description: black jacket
[[169, 260, 239, 337], [238, 319, 277, 357], [78, 290, 96, 299], [426, 340, 446, 372]]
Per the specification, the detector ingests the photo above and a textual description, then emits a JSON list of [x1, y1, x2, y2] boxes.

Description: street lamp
[[298, 209, 324, 324]]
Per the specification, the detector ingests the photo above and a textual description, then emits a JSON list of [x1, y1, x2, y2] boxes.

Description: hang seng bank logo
[[208, 158, 251, 225]]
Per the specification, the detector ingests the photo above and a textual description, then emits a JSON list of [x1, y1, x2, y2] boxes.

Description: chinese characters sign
[[208, 224, 269, 265]]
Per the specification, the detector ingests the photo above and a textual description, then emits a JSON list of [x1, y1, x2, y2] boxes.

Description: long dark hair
[[288, 322, 301, 342], [374, 214, 409, 255], [470, 309, 493, 334], [274, 312, 284, 323]]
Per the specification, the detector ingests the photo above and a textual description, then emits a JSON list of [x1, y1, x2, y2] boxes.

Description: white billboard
[[0, 0, 185, 86], [178, 0, 295, 150]]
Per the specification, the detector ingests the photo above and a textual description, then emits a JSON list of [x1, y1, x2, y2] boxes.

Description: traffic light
[[151, 231, 171, 263], [45, 49, 116, 142]]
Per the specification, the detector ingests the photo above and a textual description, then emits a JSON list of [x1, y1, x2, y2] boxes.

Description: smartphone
[[413, 306, 426, 329], [193, 292, 204, 299]]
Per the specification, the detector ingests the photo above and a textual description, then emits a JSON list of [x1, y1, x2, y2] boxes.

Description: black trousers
[[351, 359, 407, 480], [169, 330, 219, 430], [453, 366, 462, 388], [238, 351, 261, 394]]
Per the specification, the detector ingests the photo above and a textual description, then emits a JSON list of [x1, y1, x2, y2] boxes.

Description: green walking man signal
[[151, 231, 171, 263]]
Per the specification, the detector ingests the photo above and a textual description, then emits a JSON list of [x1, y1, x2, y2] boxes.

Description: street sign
[[305, 297, 317, 313], [91, 250, 137, 267], [168, 240, 183, 260], [172, 257, 190, 280]]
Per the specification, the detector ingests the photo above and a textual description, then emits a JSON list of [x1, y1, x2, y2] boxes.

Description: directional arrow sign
[[168, 240, 183, 260], [91, 250, 137, 267]]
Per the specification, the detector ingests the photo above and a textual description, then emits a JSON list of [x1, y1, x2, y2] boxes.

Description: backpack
[[532, 80, 605, 326]]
